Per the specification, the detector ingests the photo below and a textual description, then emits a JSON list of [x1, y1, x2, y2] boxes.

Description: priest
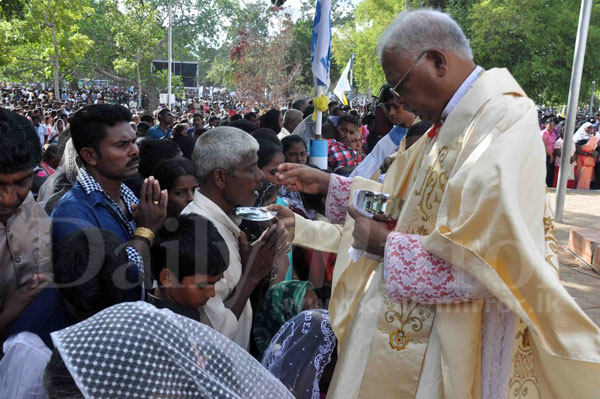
[[275, 9, 600, 399]]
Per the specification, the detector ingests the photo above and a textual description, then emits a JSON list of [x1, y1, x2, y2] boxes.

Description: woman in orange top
[[575, 134, 599, 189]]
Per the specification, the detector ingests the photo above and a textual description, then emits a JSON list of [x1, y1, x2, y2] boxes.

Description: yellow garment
[[291, 213, 343, 253], [293, 68, 600, 398]]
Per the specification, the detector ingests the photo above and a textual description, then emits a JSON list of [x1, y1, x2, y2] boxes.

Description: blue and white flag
[[311, 0, 332, 89]]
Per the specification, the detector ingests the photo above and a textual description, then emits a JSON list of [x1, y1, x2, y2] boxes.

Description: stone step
[[569, 228, 600, 271]]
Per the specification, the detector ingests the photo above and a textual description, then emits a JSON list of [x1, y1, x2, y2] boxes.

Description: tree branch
[[90, 63, 137, 86], [15, 56, 52, 64]]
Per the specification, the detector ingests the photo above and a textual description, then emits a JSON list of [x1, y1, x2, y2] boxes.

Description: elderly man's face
[[381, 49, 443, 123], [224, 153, 264, 207]]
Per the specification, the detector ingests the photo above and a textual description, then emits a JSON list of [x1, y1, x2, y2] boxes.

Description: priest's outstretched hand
[[276, 163, 330, 194], [347, 206, 390, 257]]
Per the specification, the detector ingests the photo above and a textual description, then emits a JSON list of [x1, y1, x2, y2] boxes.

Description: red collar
[[428, 122, 442, 138]]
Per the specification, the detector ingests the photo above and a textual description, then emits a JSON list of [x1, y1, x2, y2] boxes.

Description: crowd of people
[[539, 111, 600, 190], [0, 8, 599, 399]]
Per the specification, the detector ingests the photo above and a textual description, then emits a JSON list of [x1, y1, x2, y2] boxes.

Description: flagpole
[[555, 0, 592, 222], [167, 0, 173, 110], [349, 53, 354, 106], [309, 0, 331, 169], [315, 85, 324, 139]]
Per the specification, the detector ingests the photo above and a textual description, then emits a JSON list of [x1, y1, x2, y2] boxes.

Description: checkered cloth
[[328, 140, 360, 171], [77, 168, 143, 276]]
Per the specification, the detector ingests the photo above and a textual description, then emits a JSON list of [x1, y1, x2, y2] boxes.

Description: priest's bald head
[[377, 9, 477, 123]]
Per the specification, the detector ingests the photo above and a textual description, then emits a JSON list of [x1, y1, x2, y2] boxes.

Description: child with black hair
[[53, 228, 141, 320], [148, 214, 230, 322]]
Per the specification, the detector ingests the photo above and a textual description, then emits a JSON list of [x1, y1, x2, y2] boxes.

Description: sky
[[268, 0, 360, 22]]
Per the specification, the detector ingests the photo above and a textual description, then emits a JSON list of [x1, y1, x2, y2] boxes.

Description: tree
[[468, 0, 600, 105], [0, 0, 94, 99], [0, 0, 26, 20], [205, 1, 269, 90], [80, 0, 237, 110], [333, 0, 407, 95], [111, 0, 162, 107], [231, 9, 303, 108]]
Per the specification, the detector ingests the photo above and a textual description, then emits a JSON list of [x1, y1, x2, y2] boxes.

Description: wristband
[[134, 227, 155, 245]]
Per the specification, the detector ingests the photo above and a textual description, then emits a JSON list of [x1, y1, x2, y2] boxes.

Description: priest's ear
[[427, 49, 449, 77]]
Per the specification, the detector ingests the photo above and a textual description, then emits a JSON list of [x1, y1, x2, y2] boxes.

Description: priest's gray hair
[[193, 126, 259, 184], [377, 9, 473, 62]]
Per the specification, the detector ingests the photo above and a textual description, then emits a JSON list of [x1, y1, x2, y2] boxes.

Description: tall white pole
[[590, 80, 595, 116], [315, 85, 324, 139], [167, 0, 173, 110], [555, 0, 593, 222]]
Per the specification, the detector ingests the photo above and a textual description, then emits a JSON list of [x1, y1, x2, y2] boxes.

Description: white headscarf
[[573, 122, 593, 143], [51, 302, 293, 399]]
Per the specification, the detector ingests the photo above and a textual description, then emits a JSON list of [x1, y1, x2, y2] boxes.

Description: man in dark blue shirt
[[187, 112, 203, 136], [146, 108, 172, 139], [51, 104, 167, 289]]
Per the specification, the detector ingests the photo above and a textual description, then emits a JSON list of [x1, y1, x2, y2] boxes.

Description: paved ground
[[548, 189, 600, 325]]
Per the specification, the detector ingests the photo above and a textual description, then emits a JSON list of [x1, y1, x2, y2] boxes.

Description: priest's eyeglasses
[[389, 50, 430, 98]]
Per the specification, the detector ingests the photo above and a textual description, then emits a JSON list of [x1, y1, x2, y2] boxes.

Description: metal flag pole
[[167, 0, 173, 110], [590, 80, 595, 117], [349, 52, 354, 107], [555, 0, 593, 222], [308, 0, 331, 170]]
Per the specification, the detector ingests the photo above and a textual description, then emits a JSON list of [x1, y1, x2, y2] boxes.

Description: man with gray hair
[[278, 109, 304, 140], [182, 127, 287, 350], [276, 8, 600, 399]]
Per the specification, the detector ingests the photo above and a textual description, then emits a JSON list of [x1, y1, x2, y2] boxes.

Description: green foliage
[[205, 47, 235, 87], [0, 0, 26, 21], [0, 0, 94, 84], [285, 16, 314, 92], [3, 0, 599, 109], [154, 69, 185, 98], [333, 0, 407, 95], [468, 0, 600, 105], [230, 9, 304, 107], [111, 0, 162, 82]]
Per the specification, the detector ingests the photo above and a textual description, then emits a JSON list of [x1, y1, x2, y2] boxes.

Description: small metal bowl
[[234, 207, 277, 222], [354, 190, 397, 218]]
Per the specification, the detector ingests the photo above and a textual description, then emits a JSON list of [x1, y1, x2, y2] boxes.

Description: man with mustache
[[51, 104, 167, 293]]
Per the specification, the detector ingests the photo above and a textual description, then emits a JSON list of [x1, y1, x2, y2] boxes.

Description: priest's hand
[[267, 204, 295, 228], [276, 163, 330, 194], [347, 206, 390, 257]]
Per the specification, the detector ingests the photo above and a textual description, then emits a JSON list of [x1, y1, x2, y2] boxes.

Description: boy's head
[[335, 114, 359, 147], [53, 228, 138, 321], [151, 214, 229, 308], [350, 130, 362, 152]]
